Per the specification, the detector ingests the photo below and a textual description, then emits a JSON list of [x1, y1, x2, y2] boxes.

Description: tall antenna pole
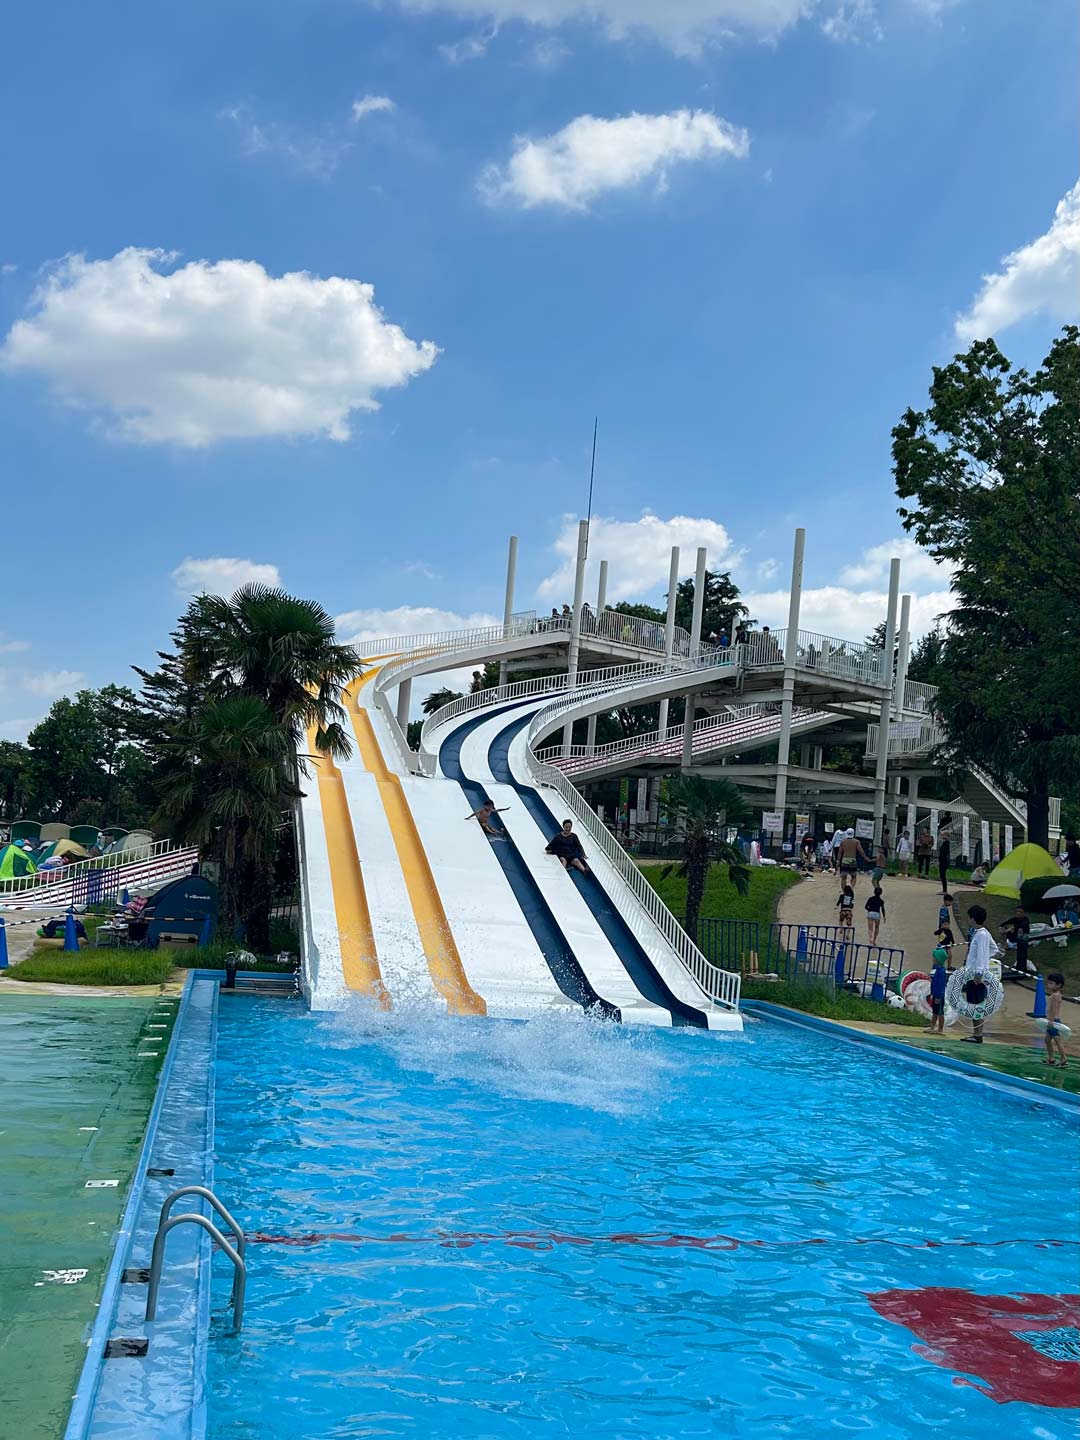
[[585, 417, 598, 553]]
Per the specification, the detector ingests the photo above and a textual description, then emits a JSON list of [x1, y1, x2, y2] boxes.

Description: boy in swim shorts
[[927, 946, 949, 1033], [1044, 972, 1069, 1068], [836, 883, 855, 929]]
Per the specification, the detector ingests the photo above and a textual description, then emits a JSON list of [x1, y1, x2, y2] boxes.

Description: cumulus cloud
[[336, 605, 503, 714], [352, 94, 396, 121], [744, 586, 951, 642], [480, 109, 749, 210], [0, 635, 29, 654], [0, 716, 38, 741], [22, 668, 87, 699], [955, 180, 1080, 341], [756, 557, 779, 582], [839, 536, 951, 589], [538, 513, 742, 604], [0, 248, 439, 446], [172, 557, 283, 597], [398, 1, 836, 52]]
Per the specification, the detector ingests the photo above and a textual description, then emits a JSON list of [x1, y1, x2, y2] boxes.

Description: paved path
[[776, 868, 1078, 1057]]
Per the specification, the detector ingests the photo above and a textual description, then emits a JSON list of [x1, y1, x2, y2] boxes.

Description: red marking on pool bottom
[[246, 1229, 1075, 1255], [868, 1288, 1080, 1409]]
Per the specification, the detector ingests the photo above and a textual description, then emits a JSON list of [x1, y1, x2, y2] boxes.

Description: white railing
[[0, 842, 199, 905], [865, 720, 944, 759], [352, 612, 540, 661], [536, 704, 830, 773], [524, 713, 741, 1011], [903, 679, 939, 714], [0, 837, 184, 898]]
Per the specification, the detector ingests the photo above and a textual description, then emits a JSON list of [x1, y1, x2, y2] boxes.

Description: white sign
[[795, 813, 810, 841], [992, 822, 1001, 861], [1004, 825, 1014, 854], [824, 822, 834, 835], [762, 811, 784, 835], [981, 820, 991, 858], [930, 808, 940, 844], [962, 816, 970, 860], [855, 818, 875, 840]]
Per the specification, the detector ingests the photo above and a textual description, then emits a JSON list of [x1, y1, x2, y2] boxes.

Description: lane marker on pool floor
[[85, 1180, 119, 1189], [245, 1229, 1080, 1253]]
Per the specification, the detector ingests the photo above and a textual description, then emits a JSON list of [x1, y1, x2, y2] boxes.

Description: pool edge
[[742, 1001, 1080, 1113], [64, 974, 195, 1440]]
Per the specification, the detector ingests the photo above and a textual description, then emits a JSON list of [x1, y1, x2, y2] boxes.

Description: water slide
[[296, 659, 742, 1029]]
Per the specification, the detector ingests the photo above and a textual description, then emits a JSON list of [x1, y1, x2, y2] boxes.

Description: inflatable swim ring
[[945, 966, 1004, 1021], [1034, 1017, 1073, 1036]]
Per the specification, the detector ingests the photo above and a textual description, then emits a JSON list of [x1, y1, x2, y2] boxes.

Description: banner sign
[[981, 820, 991, 858], [795, 813, 810, 840], [1004, 825, 1013, 854], [762, 811, 784, 835], [930, 808, 940, 844], [962, 815, 970, 860], [855, 818, 875, 840]]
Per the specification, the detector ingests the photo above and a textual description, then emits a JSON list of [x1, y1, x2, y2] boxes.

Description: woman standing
[[915, 827, 934, 878], [896, 828, 912, 878], [937, 813, 953, 897]]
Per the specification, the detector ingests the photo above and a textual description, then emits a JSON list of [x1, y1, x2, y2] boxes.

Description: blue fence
[[693, 918, 906, 1001]]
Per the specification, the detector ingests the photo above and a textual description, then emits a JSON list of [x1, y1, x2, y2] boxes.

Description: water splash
[[321, 990, 686, 1117]]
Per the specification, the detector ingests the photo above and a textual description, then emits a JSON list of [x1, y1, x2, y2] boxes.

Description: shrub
[[742, 977, 927, 1026], [1020, 875, 1072, 914]]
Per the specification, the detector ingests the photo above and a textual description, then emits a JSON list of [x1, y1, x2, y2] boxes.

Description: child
[[871, 843, 887, 886], [927, 945, 949, 1033], [938, 896, 953, 931], [934, 921, 956, 961], [1044, 972, 1069, 1068], [837, 882, 855, 929], [865, 884, 886, 944]]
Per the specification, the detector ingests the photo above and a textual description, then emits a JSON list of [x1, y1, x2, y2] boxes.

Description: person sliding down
[[546, 819, 592, 876], [467, 801, 509, 840]]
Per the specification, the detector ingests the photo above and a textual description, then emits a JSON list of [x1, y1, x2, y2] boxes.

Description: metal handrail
[[0, 837, 194, 898], [158, 1185, 246, 1259], [146, 1214, 246, 1331], [865, 720, 944, 758]]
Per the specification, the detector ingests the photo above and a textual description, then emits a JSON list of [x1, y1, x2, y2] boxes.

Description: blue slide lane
[[488, 716, 708, 1030], [438, 709, 619, 1021]]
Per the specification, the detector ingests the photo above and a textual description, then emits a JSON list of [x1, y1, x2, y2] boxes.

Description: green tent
[[0, 844, 38, 880], [984, 842, 1061, 899]]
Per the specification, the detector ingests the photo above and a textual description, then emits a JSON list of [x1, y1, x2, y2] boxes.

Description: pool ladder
[[145, 1185, 246, 1332]]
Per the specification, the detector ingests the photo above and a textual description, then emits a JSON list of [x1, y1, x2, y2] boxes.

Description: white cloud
[[955, 180, 1080, 341], [0, 716, 39, 741], [744, 586, 951, 641], [440, 28, 497, 62], [396, 1, 847, 52], [22, 668, 87, 699], [480, 109, 749, 211], [335, 605, 501, 648], [538, 512, 742, 604], [839, 536, 951, 589], [756, 557, 779, 581], [1, 248, 439, 446], [352, 94, 396, 121], [0, 635, 29, 654], [220, 106, 351, 179], [172, 557, 283, 597]]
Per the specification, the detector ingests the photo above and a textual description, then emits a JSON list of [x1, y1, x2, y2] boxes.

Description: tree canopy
[[892, 326, 1080, 845]]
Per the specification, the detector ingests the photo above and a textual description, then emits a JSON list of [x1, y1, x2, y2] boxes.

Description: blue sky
[[1, 0, 1077, 737]]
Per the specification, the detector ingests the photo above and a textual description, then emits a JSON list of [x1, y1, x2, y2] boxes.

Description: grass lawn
[[4, 951, 176, 986], [641, 862, 801, 931], [742, 978, 927, 1026]]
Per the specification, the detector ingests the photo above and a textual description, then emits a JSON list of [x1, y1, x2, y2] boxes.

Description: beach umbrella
[[1041, 883, 1080, 901]]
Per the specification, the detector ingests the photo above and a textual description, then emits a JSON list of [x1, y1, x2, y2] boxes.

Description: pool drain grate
[[104, 1338, 148, 1359], [122, 1267, 151, 1285]]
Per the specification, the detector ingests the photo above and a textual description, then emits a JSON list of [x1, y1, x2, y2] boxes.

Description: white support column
[[396, 678, 412, 729], [657, 545, 680, 738], [636, 778, 648, 831], [906, 772, 920, 839], [873, 558, 902, 845], [681, 547, 707, 768], [893, 593, 911, 719], [772, 528, 806, 820], [585, 559, 609, 754], [497, 534, 519, 688], [561, 519, 589, 757]]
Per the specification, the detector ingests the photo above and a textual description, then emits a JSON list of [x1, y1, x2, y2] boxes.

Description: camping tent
[[70, 825, 103, 850], [984, 843, 1061, 899], [35, 839, 90, 865], [0, 844, 38, 880], [39, 822, 72, 843]]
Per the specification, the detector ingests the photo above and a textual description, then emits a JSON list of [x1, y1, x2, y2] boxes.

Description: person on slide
[[546, 820, 592, 876], [468, 801, 510, 840]]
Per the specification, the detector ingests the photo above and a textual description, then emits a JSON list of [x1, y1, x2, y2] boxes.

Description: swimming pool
[[200, 996, 1080, 1438]]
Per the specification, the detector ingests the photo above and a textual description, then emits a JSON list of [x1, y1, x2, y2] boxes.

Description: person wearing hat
[[927, 945, 950, 1033]]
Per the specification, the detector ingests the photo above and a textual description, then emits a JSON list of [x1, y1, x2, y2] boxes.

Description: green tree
[[0, 740, 30, 820], [422, 687, 464, 716], [893, 327, 1080, 846], [675, 570, 749, 640], [137, 586, 365, 945], [153, 696, 301, 940], [906, 627, 946, 685], [660, 776, 750, 939], [25, 693, 107, 820]]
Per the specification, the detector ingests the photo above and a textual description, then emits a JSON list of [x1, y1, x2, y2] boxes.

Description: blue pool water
[[207, 999, 1080, 1438]]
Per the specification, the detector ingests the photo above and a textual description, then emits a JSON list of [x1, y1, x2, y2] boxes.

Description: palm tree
[[154, 696, 301, 939], [660, 776, 751, 942], [206, 586, 365, 761]]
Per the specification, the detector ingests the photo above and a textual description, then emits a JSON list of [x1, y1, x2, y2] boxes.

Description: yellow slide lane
[[348, 673, 487, 1018], [306, 722, 390, 1008]]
